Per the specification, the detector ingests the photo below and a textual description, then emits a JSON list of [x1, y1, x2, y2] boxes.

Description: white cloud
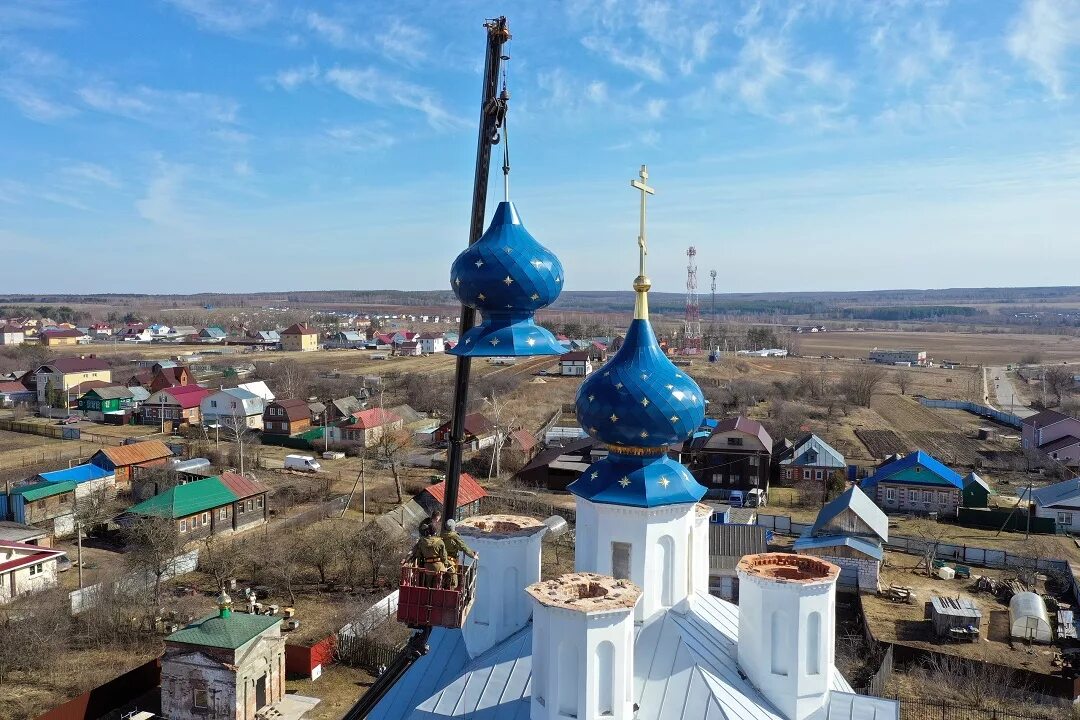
[[323, 66, 464, 130], [375, 18, 428, 66], [274, 61, 320, 91], [136, 161, 190, 227], [211, 128, 252, 144], [78, 83, 240, 124], [581, 35, 665, 81], [0, 0, 78, 30], [0, 78, 76, 121], [1007, 0, 1080, 99], [62, 162, 121, 188], [305, 11, 355, 48], [233, 160, 253, 177], [324, 125, 396, 152], [164, 0, 276, 34]]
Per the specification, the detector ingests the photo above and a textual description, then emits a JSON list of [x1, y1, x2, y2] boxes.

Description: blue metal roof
[[576, 319, 705, 449], [448, 202, 565, 357], [568, 452, 706, 508], [860, 450, 964, 491], [780, 434, 846, 469], [793, 532, 884, 561], [36, 463, 113, 484]]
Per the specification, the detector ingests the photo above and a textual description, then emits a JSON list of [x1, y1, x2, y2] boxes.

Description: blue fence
[[918, 398, 1023, 429]]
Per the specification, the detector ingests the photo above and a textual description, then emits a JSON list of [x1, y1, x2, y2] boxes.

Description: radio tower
[[682, 246, 702, 354], [709, 269, 717, 316]]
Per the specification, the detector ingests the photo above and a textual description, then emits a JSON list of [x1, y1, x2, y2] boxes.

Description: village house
[[2, 481, 77, 538], [125, 473, 269, 539], [1030, 478, 1080, 532], [397, 340, 422, 356], [201, 388, 265, 430], [338, 408, 404, 447], [149, 364, 195, 393], [416, 473, 487, 521], [515, 436, 600, 491], [160, 592, 286, 720], [199, 327, 227, 343], [121, 326, 154, 342], [507, 428, 539, 466], [236, 381, 275, 403], [40, 328, 87, 346], [326, 330, 365, 348], [418, 332, 445, 354], [90, 440, 173, 487], [262, 399, 312, 436], [144, 385, 211, 427], [777, 433, 846, 485], [0, 521, 49, 546], [88, 322, 113, 337], [78, 385, 135, 421], [860, 450, 964, 516], [280, 323, 319, 352], [559, 350, 593, 377], [682, 416, 773, 499], [794, 485, 889, 591], [32, 356, 112, 408], [0, 380, 35, 407], [1022, 409, 1080, 467], [433, 412, 498, 450], [0, 325, 25, 346], [328, 395, 365, 421], [0, 540, 67, 604]]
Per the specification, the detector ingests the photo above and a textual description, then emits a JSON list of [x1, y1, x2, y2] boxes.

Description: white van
[[284, 454, 321, 473], [745, 489, 767, 508]]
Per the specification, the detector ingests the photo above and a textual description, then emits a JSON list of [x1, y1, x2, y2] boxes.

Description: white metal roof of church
[[368, 591, 898, 720]]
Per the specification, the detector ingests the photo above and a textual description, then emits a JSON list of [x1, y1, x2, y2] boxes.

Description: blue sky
[[1, 0, 1078, 295]]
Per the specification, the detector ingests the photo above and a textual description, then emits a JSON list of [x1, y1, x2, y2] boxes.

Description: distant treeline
[[830, 306, 984, 321]]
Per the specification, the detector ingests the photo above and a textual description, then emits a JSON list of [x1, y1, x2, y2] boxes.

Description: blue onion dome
[[448, 201, 565, 356], [568, 452, 704, 507], [576, 318, 705, 448]]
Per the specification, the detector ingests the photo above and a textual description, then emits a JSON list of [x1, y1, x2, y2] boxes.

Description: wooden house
[[682, 416, 773, 499], [143, 385, 211, 427], [124, 472, 268, 539], [794, 485, 888, 591], [90, 440, 174, 487], [433, 412, 497, 450], [860, 450, 965, 516], [262, 399, 312, 436], [416, 473, 487, 521]]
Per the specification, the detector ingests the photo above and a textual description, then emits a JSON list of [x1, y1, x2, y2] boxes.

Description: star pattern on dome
[[590, 471, 599, 480], [658, 476, 670, 488], [530, 259, 544, 269], [618, 477, 631, 488], [477, 293, 486, 301], [640, 431, 649, 439], [614, 382, 623, 389], [526, 337, 536, 346], [609, 413, 618, 423], [641, 398, 649, 407], [670, 415, 679, 423], [454, 277, 461, 287], [490, 337, 500, 346], [503, 275, 514, 286], [530, 292, 540, 301], [504, 246, 513, 254], [588, 394, 595, 402], [475, 259, 484, 268]]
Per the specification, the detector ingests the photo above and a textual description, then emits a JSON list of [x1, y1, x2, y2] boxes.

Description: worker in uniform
[[441, 519, 478, 590], [407, 522, 450, 587]]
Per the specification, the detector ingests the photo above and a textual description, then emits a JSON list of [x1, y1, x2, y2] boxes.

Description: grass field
[[797, 329, 1080, 365]]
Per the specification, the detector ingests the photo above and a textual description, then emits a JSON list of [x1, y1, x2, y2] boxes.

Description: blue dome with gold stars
[[568, 164, 706, 508], [448, 202, 565, 356]]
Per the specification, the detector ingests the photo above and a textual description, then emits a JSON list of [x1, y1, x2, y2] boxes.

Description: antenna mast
[[682, 246, 702, 355]]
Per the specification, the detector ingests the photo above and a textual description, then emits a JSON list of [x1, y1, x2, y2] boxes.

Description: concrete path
[[987, 366, 1037, 418]]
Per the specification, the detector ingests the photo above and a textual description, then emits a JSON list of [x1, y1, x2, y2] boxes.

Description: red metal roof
[[510, 429, 537, 452], [40, 357, 111, 373], [282, 322, 317, 335], [160, 384, 211, 408], [94, 440, 173, 467], [0, 540, 66, 574], [218, 471, 268, 499], [268, 398, 310, 421], [346, 408, 403, 429], [0, 381, 31, 394], [423, 472, 487, 507]]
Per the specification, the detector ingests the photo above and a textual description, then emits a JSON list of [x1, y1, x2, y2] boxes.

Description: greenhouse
[[1008, 591, 1053, 643]]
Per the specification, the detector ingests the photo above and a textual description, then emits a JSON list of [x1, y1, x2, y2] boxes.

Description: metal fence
[[917, 399, 1023, 429], [897, 698, 1058, 720]]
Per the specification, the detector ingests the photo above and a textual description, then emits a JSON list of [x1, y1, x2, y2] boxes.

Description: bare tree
[[124, 516, 184, 604], [297, 524, 342, 587], [1043, 365, 1073, 406], [218, 408, 259, 474], [371, 427, 414, 504], [357, 521, 408, 587], [0, 589, 71, 684], [838, 365, 887, 407], [482, 391, 513, 479], [893, 370, 911, 396], [198, 534, 244, 591]]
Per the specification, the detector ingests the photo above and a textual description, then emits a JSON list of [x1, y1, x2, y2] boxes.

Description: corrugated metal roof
[[167, 612, 279, 649], [347, 407, 403, 429], [860, 450, 964, 490], [126, 475, 237, 519], [780, 434, 846, 469], [812, 485, 889, 542], [84, 385, 134, 400], [423, 473, 486, 507], [36, 463, 113, 484], [39, 357, 110, 373], [11, 480, 77, 501], [709, 524, 767, 571], [218, 472, 267, 500], [711, 415, 774, 449], [368, 592, 893, 720], [794, 533, 884, 561], [94, 440, 173, 467], [1031, 478, 1080, 508]]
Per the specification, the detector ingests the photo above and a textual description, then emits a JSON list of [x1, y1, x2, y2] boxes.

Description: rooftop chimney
[[457, 514, 547, 658], [736, 553, 840, 720], [527, 573, 640, 720]]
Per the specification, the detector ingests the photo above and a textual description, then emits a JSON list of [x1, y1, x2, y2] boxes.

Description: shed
[[1009, 592, 1053, 643], [962, 472, 991, 509], [929, 596, 981, 637]]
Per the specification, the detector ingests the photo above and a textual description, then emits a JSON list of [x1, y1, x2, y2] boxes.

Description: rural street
[[987, 366, 1037, 418]]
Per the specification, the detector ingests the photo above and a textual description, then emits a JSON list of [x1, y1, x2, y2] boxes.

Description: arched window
[[807, 612, 821, 675], [596, 641, 614, 716], [658, 536, 675, 607], [558, 641, 578, 717], [502, 567, 519, 627], [771, 611, 789, 676], [687, 527, 694, 596]]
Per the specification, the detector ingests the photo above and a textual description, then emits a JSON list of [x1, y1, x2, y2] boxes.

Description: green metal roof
[[125, 475, 238, 519], [297, 426, 325, 441], [166, 611, 280, 649], [11, 480, 77, 501]]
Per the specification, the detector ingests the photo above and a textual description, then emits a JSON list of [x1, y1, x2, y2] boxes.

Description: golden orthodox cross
[[630, 164, 655, 277]]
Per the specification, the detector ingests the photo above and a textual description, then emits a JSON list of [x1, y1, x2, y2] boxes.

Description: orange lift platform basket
[[397, 562, 478, 629]]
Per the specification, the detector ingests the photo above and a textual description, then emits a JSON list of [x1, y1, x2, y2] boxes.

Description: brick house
[[280, 323, 319, 352], [794, 485, 888, 592], [682, 416, 773, 499], [149, 365, 194, 393], [39, 328, 84, 346], [161, 597, 285, 720], [31, 357, 112, 408], [124, 473, 268, 540], [262, 399, 312, 436], [1022, 409, 1080, 467], [860, 450, 964, 516]]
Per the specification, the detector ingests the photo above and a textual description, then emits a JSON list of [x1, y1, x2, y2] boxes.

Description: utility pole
[[76, 519, 83, 589]]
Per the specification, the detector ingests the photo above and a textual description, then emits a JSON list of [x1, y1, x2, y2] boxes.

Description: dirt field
[[862, 551, 1065, 676], [798, 330, 1080, 365], [0, 429, 99, 472]]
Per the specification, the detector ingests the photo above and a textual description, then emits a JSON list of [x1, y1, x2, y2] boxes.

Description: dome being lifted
[[568, 165, 706, 508], [448, 201, 565, 356]]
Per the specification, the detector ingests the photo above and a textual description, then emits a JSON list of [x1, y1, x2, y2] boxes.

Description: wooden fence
[[336, 632, 403, 673], [480, 493, 576, 525]]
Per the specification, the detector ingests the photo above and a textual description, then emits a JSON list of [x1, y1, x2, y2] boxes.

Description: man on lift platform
[[442, 519, 478, 589]]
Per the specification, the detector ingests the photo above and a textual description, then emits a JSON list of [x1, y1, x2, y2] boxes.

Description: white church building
[[368, 167, 899, 720]]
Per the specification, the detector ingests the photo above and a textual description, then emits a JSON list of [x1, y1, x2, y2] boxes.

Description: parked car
[[57, 416, 79, 425], [284, 454, 321, 473], [728, 490, 745, 508]]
